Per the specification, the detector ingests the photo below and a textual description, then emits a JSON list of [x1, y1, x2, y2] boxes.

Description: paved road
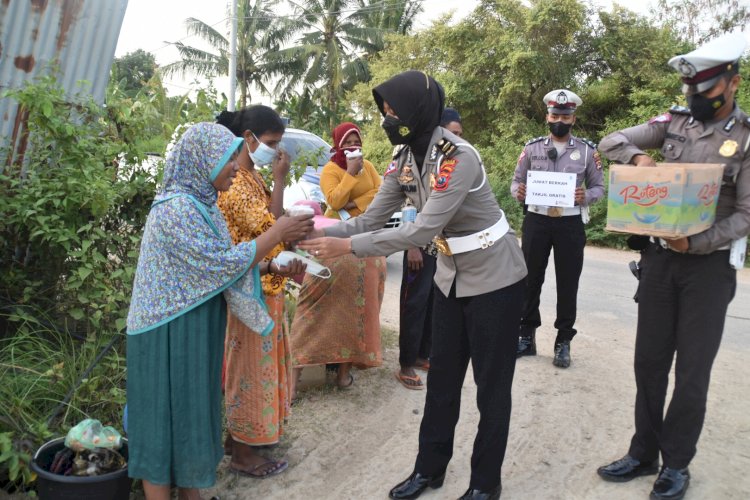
[[382, 244, 750, 350], [376, 243, 750, 499]]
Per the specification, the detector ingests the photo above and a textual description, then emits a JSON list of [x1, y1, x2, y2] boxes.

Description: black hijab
[[373, 71, 445, 168]]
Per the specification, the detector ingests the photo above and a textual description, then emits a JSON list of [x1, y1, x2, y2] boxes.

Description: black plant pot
[[30, 437, 131, 500]]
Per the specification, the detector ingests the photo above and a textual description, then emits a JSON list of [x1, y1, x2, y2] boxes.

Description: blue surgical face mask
[[247, 133, 277, 166]]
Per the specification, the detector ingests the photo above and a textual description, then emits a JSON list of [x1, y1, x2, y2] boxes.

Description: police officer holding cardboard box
[[300, 71, 527, 500], [596, 32, 750, 500], [510, 89, 604, 368]]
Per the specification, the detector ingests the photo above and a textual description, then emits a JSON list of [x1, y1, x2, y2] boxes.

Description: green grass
[[0, 311, 126, 493]]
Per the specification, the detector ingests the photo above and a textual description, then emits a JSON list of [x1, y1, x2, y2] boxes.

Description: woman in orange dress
[[290, 123, 386, 394], [216, 105, 303, 478]]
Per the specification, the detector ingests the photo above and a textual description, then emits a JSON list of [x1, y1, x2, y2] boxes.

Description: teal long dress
[[126, 294, 226, 488]]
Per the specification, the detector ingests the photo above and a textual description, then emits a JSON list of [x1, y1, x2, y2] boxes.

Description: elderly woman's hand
[[297, 237, 352, 259], [272, 258, 307, 277], [273, 214, 314, 243]]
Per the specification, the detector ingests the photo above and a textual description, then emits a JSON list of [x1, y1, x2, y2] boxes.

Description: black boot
[[553, 340, 571, 368], [516, 326, 536, 357]]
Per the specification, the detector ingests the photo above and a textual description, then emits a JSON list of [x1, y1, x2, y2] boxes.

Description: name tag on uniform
[[400, 185, 417, 192], [526, 171, 576, 207]]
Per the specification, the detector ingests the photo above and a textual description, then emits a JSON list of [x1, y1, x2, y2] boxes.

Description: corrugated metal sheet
[[0, 0, 129, 168]]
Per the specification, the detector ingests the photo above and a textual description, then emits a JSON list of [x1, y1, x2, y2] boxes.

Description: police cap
[[543, 89, 582, 115], [668, 32, 747, 95]]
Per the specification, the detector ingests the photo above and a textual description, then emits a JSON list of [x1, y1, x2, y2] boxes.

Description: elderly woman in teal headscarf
[[126, 122, 311, 500]]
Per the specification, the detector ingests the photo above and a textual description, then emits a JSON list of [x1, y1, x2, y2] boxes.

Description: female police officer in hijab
[[300, 71, 527, 500]]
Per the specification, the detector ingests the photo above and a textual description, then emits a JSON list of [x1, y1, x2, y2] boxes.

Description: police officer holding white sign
[[510, 90, 604, 367], [596, 32, 750, 500]]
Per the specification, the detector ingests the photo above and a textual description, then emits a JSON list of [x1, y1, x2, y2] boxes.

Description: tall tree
[[275, 0, 421, 130], [652, 0, 750, 44], [355, 0, 424, 43], [162, 0, 293, 107], [111, 49, 157, 97]]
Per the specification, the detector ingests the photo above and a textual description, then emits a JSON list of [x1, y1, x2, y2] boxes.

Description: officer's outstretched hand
[[407, 247, 424, 271], [516, 183, 526, 202], [298, 237, 352, 259], [632, 154, 657, 167]]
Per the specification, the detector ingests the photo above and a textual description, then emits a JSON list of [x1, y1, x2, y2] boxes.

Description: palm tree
[[355, 0, 423, 42], [273, 0, 422, 130], [162, 0, 293, 107]]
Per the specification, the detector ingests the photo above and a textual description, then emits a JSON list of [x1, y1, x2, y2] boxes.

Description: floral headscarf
[[330, 122, 362, 170], [127, 123, 271, 336]]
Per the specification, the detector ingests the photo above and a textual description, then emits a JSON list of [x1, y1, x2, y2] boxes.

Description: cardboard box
[[606, 163, 724, 238]]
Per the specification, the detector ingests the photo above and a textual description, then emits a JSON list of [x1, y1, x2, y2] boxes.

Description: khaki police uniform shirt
[[324, 126, 527, 298], [599, 105, 750, 253], [510, 135, 605, 206]]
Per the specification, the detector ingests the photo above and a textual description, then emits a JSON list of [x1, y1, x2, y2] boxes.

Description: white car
[[281, 128, 401, 229]]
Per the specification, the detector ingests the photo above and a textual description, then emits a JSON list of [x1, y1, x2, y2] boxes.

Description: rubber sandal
[[229, 458, 289, 479], [337, 373, 354, 390], [395, 370, 424, 390]]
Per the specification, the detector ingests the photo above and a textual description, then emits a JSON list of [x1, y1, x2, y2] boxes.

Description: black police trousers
[[414, 279, 524, 491], [399, 249, 436, 367], [520, 211, 585, 341], [628, 244, 736, 469]]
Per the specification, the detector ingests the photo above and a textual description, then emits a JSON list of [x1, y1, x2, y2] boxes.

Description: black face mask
[[548, 121, 572, 138], [687, 92, 726, 122], [382, 115, 412, 145]]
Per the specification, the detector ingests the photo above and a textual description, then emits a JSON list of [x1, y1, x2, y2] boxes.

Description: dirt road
[[208, 245, 750, 500]]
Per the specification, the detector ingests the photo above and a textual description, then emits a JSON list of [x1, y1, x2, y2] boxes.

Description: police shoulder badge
[[517, 150, 527, 164], [525, 136, 545, 146], [649, 113, 672, 125], [593, 151, 602, 170], [669, 105, 691, 116], [384, 161, 398, 176], [580, 138, 597, 149], [719, 140, 738, 157], [437, 138, 457, 157], [433, 159, 458, 192]]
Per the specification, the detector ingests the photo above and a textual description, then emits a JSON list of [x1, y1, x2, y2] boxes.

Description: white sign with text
[[525, 170, 576, 207]]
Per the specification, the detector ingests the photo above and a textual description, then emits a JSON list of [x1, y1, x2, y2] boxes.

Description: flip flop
[[229, 458, 289, 479], [395, 370, 424, 390]]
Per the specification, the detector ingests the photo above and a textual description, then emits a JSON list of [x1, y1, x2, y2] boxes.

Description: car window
[[280, 131, 331, 168]]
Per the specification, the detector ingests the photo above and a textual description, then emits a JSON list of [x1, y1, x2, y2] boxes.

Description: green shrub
[[0, 74, 159, 339]]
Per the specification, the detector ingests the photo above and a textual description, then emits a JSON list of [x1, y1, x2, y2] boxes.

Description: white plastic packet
[[273, 250, 331, 279]]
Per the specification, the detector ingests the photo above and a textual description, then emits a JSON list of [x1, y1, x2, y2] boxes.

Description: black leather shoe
[[516, 327, 536, 357], [650, 467, 689, 500], [388, 471, 446, 499], [553, 340, 571, 368], [597, 455, 659, 482], [458, 483, 501, 499]]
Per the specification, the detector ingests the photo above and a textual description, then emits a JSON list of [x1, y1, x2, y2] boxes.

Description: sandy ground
[[8, 247, 745, 500], [196, 246, 750, 500]]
